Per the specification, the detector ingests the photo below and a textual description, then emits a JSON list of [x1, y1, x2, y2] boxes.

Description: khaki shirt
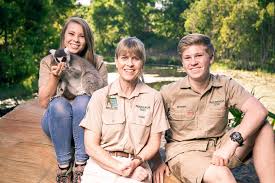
[[80, 79, 170, 155], [160, 74, 252, 161], [38, 54, 108, 89]]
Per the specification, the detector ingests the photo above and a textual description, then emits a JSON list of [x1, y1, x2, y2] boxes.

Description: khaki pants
[[164, 174, 182, 183], [82, 156, 152, 183]]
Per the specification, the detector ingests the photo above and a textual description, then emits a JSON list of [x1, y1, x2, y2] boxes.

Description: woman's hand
[[119, 159, 148, 181], [51, 62, 66, 77], [120, 159, 141, 177], [129, 165, 148, 181], [38, 63, 65, 108]]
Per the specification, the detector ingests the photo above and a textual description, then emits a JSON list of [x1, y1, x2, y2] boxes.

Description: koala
[[49, 48, 105, 100]]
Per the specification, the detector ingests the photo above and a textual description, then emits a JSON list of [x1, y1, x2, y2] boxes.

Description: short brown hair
[[115, 37, 146, 63], [177, 33, 215, 58]]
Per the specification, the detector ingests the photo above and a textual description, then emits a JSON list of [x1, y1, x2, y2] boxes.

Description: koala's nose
[[61, 57, 67, 62]]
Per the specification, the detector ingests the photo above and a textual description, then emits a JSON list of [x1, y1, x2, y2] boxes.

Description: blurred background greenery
[[0, 0, 274, 117]]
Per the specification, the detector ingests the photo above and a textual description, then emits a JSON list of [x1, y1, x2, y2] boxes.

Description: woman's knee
[[71, 95, 91, 117], [72, 95, 91, 109], [203, 165, 234, 183], [49, 97, 72, 115]]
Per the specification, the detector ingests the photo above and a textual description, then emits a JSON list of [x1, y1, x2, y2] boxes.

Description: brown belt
[[109, 151, 134, 158]]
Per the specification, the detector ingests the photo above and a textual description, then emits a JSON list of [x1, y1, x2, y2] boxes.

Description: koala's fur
[[50, 48, 105, 99]]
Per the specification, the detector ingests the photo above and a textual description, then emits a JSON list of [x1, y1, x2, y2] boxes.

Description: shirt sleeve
[[150, 91, 170, 133], [80, 89, 105, 135], [226, 78, 253, 110], [160, 85, 170, 115], [38, 55, 52, 89]]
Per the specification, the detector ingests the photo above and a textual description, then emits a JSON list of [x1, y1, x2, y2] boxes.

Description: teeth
[[71, 45, 79, 49], [125, 70, 134, 73]]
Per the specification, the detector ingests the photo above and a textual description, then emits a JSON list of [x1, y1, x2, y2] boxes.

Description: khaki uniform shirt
[[38, 54, 108, 89], [160, 74, 252, 161], [80, 79, 170, 155]]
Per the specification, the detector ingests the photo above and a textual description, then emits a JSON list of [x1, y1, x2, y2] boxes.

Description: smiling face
[[115, 51, 143, 84], [63, 22, 86, 54], [181, 44, 213, 83]]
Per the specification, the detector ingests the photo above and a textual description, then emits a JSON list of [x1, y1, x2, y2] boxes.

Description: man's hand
[[51, 62, 65, 77], [211, 140, 239, 166], [153, 163, 170, 183]]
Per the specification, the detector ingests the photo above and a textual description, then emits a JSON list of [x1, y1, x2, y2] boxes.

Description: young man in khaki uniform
[[153, 33, 275, 183]]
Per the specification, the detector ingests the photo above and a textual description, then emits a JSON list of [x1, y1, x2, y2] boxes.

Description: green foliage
[[91, 0, 124, 55], [0, 0, 274, 102], [147, 81, 173, 91], [146, 56, 180, 66], [0, 0, 78, 88], [228, 87, 275, 128], [151, 0, 189, 39], [229, 107, 244, 127], [91, 0, 190, 56], [184, 0, 275, 72], [229, 106, 275, 129]]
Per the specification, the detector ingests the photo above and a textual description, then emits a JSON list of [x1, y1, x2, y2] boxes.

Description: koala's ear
[[64, 48, 70, 54], [49, 49, 56, 56]]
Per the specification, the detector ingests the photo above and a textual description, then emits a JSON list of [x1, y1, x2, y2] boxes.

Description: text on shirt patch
[[209, 99, 224, 106], [177, 105, 186, 108], [136, 105, 150, 111]]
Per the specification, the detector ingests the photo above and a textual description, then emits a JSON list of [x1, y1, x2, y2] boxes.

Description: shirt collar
[[109, 78, 150, 98], [180, 74, 223, 89]]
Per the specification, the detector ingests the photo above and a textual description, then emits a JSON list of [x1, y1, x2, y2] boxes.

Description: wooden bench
[[0, 99, 259, 183]]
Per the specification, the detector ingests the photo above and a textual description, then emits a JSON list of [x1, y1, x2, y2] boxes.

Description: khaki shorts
[[167, 130, 250, 183], [82, 156, 152, 183]]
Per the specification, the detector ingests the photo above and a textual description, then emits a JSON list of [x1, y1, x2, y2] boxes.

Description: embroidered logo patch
[[106, 96, 118, 109], [209, 99, 224, 106]]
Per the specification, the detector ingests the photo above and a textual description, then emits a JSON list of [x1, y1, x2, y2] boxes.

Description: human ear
[[115, 58, 119, 69], [181, 56, 186, 69], [210, 55, 214, 64]]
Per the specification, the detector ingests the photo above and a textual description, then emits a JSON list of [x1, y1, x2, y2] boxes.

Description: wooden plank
[[0, 99, 56, 183]]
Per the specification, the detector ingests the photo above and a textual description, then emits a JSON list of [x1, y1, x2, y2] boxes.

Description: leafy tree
[[91, 0, 124, 55], [152, 0, 189, 39], [0, 0, 75, 87], [184, 0, 275, 71]]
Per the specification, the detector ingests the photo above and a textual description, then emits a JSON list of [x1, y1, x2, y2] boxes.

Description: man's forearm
[[236, 97, 268, 141]]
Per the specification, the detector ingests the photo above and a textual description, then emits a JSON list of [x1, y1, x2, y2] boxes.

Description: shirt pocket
[[101, 109, 125, 143], [169, 108, 196, 131], [128, 109, 152, 154], [203, 106, 228, 135]]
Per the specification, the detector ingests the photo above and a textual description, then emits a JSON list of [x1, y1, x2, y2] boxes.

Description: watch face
[[230, 132, 243, 145], [233, 133, 240, 139]]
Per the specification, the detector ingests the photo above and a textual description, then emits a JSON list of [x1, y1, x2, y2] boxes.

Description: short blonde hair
[[177, 33, 215, 58], [115, 37, 146, 63]]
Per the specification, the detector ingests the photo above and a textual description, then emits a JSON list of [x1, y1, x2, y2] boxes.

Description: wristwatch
[[230, 132, 244, 146], [133, 155, 144, 164]]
